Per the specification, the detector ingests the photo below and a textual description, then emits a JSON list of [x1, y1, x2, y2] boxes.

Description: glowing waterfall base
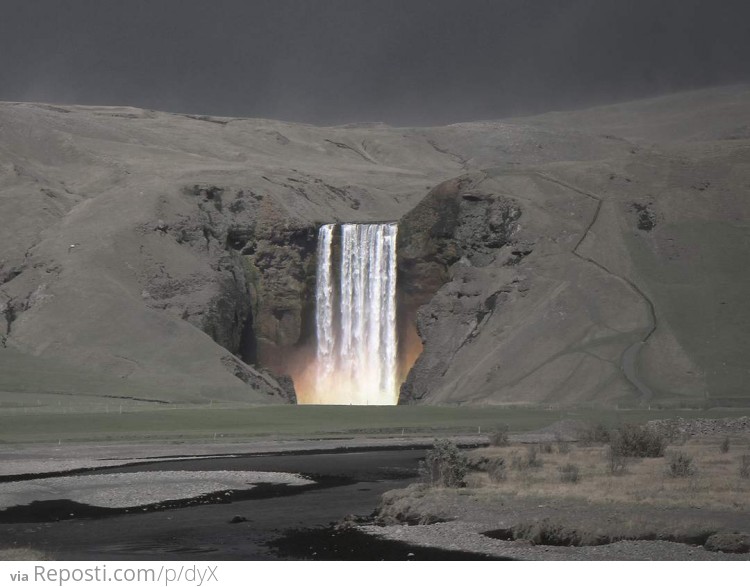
[[307, 223, 399, 405]]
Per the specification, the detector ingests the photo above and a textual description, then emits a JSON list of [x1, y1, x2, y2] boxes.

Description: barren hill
[[1, 85, 748, 406]]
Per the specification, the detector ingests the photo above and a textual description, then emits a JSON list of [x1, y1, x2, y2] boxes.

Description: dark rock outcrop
[[245, 220, 317, 374], [136, 183, 320, 401], [397, 173, 523, 404], [631, 201, 657, 231], [219, 355, 297, 403]]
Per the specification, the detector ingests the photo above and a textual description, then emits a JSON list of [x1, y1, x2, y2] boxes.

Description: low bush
[[606, 446, 628, 475], [558, 463, 580, 483], [487, 457, 507, 482], [489, 424, 510, 447], [609, 424, 667, 458], [527, 445, 542, 467], [556, 437, 571, 454], [720, 437, 730, 454], [578, 422, 611, 445], [465, 454, 490, 472], [740, 455, 750, 480], [419, 439, 468, 488], [667, 452, 695, 477], [512, 445, 543, 471]]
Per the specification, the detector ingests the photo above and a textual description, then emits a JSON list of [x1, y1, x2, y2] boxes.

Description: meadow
[[1, 400, 747, 444]]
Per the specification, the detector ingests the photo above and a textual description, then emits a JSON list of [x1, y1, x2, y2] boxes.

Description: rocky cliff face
[[2, 86, 749, 407], [397, 173, 525, 403], [136, 182, 320, 402], [243, 219, 317, 377], [0, 102, 458, 404]]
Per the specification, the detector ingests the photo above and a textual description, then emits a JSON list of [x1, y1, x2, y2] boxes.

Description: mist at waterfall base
[[293, 223, 415, 405]]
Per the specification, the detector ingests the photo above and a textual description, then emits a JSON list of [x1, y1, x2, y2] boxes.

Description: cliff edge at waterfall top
[[1, 84, 750, 407]]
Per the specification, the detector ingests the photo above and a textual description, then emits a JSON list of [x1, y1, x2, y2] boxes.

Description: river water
[[0, 448, 497, 560]]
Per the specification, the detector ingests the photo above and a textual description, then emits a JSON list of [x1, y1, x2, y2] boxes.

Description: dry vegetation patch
[[465, 430, 750, 511], [372, 423, 750, 558]]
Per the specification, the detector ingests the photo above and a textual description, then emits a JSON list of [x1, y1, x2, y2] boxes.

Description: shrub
[[558, 463, 580, 483], [667, 452, 695, 477], [489, 424, 510, 447], [606, 446, 628, 475], [740, 455, 750, 480], [609, 424, 667, 458], [487, 457, 507, 482], [720, 437, 730, 454], [539, 442, 554, 454], [466, 454, 491, 472], [512, 445, 543, 471], [556, 436, 571, 454], [578, 422, 611, 445], [526, 445, 542, 467], [419, 439, 468, 488]]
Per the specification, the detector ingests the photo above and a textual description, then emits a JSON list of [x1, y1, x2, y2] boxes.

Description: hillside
[[1, 85, 748, 406]]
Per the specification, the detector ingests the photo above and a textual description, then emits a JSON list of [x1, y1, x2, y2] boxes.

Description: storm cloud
[[1, 0, 749, 125]]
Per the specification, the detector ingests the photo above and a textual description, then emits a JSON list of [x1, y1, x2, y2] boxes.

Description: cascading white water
[[315, 224, 336, 386], [311, 222, 399, 405]]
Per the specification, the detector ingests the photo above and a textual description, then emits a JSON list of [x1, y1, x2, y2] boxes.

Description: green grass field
[[1, 404, 747, 444]]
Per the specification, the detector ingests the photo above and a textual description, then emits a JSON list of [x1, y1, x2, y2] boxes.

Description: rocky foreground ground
[[356, 418, 750, 560], [361, 492, 750, 561], [1, 418, 748, 560]]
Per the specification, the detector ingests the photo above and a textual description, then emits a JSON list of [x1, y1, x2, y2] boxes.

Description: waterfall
[[312, 223, 399, 405], [315, 224, 336, 386]]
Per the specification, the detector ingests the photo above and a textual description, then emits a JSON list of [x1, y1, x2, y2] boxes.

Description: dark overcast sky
[[1, 0, 749, 125]]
